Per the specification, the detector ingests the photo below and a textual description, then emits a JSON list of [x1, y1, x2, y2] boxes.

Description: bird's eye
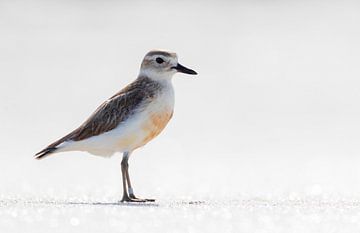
[[156, 57, 164, 64]]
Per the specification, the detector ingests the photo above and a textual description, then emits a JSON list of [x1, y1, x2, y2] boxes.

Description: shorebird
[[35, 50, 197, 202]]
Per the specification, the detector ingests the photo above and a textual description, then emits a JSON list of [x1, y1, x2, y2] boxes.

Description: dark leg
[[120, 152, 131, 202], [120, 152, 155, 202], [125, 153, 155, 202]]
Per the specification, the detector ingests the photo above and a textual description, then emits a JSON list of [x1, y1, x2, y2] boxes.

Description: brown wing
[[35, 76, 161, 159]]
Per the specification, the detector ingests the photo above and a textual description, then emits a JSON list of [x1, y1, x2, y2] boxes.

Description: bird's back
[[35, 76, 173, 158]]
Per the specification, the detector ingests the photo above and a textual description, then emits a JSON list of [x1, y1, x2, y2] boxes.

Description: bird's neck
[[136, 75, 175, 109]]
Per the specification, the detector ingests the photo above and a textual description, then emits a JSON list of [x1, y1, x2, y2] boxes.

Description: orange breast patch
[[140, 110, 173, 146]]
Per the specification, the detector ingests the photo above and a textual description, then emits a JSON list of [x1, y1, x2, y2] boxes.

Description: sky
[[1, 0, 360, 198]]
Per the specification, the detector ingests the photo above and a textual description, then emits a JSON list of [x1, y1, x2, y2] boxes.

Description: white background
[[1, 0, 360, 232]]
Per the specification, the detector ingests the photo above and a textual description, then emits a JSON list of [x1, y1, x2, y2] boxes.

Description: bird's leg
[[120, 153, 131, 202], [125, 167, 135, 199], [121, 152, 155, 202], [123, 152, 136, 199], [120, 152, 149, 202]]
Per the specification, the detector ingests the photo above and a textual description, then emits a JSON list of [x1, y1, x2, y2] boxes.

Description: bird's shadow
[[10, 199, 206, 208], [0, 198, 206, 208], [40, 200, 160, 207]]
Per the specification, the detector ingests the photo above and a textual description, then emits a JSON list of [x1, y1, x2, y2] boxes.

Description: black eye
[[156, 57, 164, 64]]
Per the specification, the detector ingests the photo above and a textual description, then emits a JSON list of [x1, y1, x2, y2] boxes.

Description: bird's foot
[[130, 194, 155, 202], [121, 194, 155, 203]]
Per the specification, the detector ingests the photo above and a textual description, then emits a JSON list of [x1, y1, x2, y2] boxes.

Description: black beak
[[172, 63, 197, 75]]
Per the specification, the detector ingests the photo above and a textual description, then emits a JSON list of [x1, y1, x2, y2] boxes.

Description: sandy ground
[[1, 153, 360, 233], [1, 195, 360, 233]]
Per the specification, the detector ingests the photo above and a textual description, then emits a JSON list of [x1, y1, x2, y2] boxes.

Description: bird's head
[[140, 50, 197, 80]]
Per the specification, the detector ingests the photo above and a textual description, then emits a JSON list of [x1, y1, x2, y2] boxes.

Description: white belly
[[59, 84, 175, 157]]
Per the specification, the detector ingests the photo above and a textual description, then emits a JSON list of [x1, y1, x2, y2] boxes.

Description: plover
[[35, 50, 197, 202]]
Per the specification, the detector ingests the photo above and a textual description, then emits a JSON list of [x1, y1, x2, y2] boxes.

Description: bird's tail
[[34, 132, 74, 160], [34, 147, 58, 160]]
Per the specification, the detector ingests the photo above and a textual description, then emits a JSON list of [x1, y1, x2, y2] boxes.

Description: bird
[[35, 50, 197, 202]]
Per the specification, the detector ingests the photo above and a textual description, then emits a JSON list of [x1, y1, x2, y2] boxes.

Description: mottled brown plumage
[[35, 76, 162, 158]]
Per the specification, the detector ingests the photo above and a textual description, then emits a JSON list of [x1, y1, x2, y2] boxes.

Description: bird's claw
[[121, 195, 155, 203]]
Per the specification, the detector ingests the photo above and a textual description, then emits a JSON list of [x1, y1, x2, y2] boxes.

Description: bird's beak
[[172, 63, 197, 75]]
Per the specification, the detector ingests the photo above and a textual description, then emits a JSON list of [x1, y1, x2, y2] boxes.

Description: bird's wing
[[35, 76, 159, 159], [69, 88, 145, 141]]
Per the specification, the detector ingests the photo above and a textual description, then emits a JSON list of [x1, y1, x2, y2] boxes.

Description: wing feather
[[35, 76, 160, 159]]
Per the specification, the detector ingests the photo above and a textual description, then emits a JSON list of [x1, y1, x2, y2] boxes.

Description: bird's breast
[[140, 109, 173, 145], [138, 86, 174, 146], [117, 83, 175, 150]]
